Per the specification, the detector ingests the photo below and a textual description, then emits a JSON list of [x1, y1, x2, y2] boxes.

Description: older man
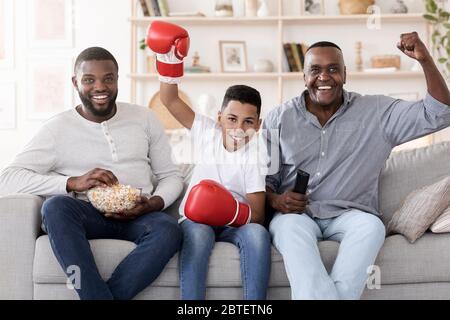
[[264, 32, 450, 299]]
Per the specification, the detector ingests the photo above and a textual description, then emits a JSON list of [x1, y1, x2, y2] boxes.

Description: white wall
[[0, 0, 131, 169], [0, 0, 449, 169]]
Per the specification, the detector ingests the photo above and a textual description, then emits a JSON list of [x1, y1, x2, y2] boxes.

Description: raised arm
[[397, 31, 450, 106], [147, 21, 195, 129], [160, 83, 195, 129]]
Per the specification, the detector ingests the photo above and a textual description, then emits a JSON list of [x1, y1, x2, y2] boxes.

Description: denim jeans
[[41, 195, 182, 300], [269, 209, 386, 300], [179, 219, 271, 300]]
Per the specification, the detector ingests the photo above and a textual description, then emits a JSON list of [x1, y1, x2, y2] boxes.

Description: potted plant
[[423, 0, 450, 80]]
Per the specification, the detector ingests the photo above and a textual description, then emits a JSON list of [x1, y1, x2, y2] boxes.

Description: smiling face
[[72, 59, 118, 121], [303, 46, 346, 110], [217, 100, 261, 152]]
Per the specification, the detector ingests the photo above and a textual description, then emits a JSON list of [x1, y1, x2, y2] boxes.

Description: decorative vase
[[253, 59, 274, 72], [390, 0, 408, 14]]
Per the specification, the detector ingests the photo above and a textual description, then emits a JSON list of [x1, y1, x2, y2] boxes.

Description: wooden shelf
[[129, 13, 425, 25], [129, 71, 424, 80], [282, 13, 425, 24], [129, 0, 429, 104], [129, 16, 279, 26]]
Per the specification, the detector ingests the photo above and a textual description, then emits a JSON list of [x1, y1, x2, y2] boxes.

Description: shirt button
[[322, 130, 326, 134], [317, 172, 321, 176], [321, 152, 325, 157]]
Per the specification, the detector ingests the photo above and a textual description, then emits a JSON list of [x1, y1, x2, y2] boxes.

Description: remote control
[[293, 169, 310, 194]]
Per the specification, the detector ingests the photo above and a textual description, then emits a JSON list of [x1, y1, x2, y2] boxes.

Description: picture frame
[[0, 0, 15, 69], [300, 0, 324, 15], [219, 41, 248, 73], [0, 82, 16, 129], [27, 55, 73, 120], [28, 0, 73, 48]]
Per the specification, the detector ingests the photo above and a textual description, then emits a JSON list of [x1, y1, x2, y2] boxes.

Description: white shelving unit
[[129, 0, 430, 104]]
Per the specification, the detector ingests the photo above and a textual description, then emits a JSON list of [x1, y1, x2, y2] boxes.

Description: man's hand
[[104, 195, 165, 221], [270, 191, 308, 214], [66, 168, 119, 193], [397, 32, 432, 63]]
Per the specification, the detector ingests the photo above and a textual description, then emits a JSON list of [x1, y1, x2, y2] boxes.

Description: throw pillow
[[387, 176, 450, 243], [430, 206, 450, 233]]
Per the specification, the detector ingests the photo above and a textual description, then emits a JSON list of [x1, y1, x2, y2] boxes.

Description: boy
[[147, 21, 271, 300]]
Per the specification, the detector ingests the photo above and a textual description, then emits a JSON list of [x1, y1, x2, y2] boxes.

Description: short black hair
[[306, 41, 342, 53], [221, 85, 262, 115], [74, 47, 119, 74]]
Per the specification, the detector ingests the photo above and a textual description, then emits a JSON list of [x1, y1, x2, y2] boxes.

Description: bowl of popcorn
[[87, 184, 142, 213]]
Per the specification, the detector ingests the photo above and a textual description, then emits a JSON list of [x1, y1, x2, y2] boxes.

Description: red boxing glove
[[185, 180, 251, 227], [146, 21, 190, 84]]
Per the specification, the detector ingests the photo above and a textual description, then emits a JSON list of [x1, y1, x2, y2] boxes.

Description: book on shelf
[[283, 43, 297, 72], [138, 0, 150, 16], [145, 0, 160, 16], [157, 0, 169, 16], [297, 43, 306, 70], [283, 42, 308, 73], [290, 43, 302, 72]]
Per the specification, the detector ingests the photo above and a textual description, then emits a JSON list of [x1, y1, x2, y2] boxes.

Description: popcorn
[[86, 184, 141, 213]]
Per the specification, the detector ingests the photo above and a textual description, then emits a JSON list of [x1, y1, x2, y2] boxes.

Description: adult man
[[0, 47, 184, 300], [264, 32, 450, 299]]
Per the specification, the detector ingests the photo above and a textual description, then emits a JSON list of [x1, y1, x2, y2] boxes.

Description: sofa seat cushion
[[34, 232, 450, 288], [375, 233, 450, 284], [33, 235, 338, 287]]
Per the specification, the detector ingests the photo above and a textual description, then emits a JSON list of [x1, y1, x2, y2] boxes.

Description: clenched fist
[[397, 31, 432, 63]]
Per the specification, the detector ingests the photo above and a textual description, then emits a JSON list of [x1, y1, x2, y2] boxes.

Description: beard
[[78, 90, 118, 117]]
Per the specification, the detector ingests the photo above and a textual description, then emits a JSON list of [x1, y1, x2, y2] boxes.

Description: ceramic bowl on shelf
[[253, 59, 274, 73]]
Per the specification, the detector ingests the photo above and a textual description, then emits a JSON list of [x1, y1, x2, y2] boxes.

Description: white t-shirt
[[179, 113, 267, 221]]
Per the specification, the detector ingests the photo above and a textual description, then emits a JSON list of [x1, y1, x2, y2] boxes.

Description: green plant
[[423, 0, 450, 79], [139, 38, 146, 50]]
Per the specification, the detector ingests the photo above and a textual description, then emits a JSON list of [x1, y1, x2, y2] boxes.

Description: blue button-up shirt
[[263, 90, 450, 219]]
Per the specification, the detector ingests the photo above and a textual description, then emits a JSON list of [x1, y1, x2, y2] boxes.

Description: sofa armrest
[[0, 194, 44, 299]]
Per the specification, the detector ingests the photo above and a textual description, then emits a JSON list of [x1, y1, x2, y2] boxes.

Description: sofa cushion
[[379, 141, 450, 226], [387, 176, 450, 243], [33, 235, 338, 287], [374, 233, 450, 284], [35, 232, 450, 288], [431, 206, 450, 233]]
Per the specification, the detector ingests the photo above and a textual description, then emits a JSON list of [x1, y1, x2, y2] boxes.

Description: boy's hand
[[147, 21, 190, 84]]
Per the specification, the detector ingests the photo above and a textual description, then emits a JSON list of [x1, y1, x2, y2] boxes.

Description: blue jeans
[[179, 219, 271, 300], [269, 209, 386, 300], [41, 195, 182, 300]]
